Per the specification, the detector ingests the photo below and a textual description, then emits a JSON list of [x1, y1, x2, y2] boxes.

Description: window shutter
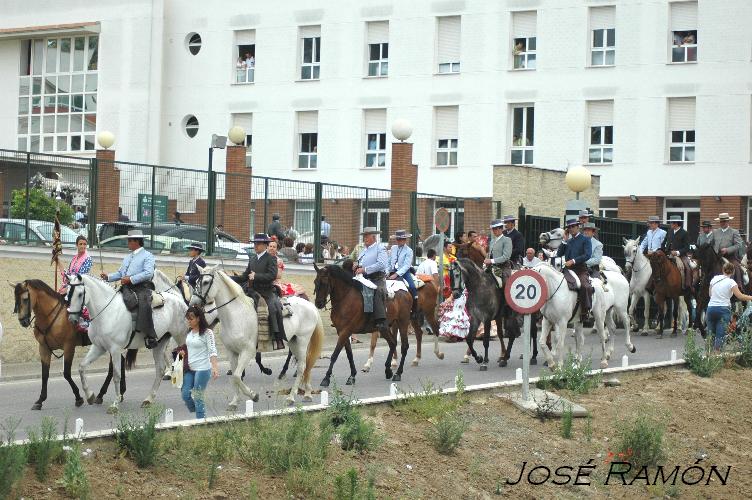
[[669, 97, 696, 130], [235, 29, 255, 45], [513, 11, 537, 38], [670, 1, 697, 30], [435, 106, 458, 140], [590, 6, 615, 30], [367, 21, 389, 44], [437, 16, 461, 63], [298, 111, 318, 133], [299, 25, 321, 38], [588, 100, 613, 126], [233, 113, 253, 133], [364, 108, 386, 133]]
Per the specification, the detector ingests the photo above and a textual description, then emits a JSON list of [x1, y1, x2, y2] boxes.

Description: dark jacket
[[662, 228, 689, 256], [504, 228, 525, 262], [267, 220, 286, 241], [185, 257, 206, 287], [231, 252, 277, 292], [557, 233, 592, 265]]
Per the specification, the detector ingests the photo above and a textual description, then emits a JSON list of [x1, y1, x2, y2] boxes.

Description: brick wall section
[[464, 198, 493, 235], [95, 149, 120, 223], [167, 199, 223, 226], [617, 197, 663, 222], [700, 196, 747, 235], [224, 145, 251, 242], [321, 199, 360, 251], [389, 142, 417, 237]]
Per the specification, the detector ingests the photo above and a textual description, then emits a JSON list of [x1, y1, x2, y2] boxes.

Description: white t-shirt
[[708, 275, 736, 307], [416, 258, 438, 276]]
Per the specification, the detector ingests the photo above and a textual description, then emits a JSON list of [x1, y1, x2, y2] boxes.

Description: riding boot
[[410, 297, 421, 320]]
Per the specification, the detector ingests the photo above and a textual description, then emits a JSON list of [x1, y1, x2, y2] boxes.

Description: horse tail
[[125, 349, 138, 370], [303, 314, 325, 386]]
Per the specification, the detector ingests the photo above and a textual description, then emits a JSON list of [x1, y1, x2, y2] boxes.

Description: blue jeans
[[706, 306, 731, 350], [401, 272, 418, 299], [181, 369, 211, 419]]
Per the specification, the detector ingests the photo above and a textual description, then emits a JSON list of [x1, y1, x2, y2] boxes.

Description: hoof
[[303, 395, 313, 403], [31, 402, 42, 411], [278, 371, 287, 380], [630, 345, 637, 354], [320, 378, 331, 387], [640, 331, 649, 337], [86, 394, 96, 405], [530, 358, 537, 366], [474, 355, 483, 364], [385, 368, 393, 379], [479, 364, 488, 372], [286, 398, 296, 407], [94, 396, 103, 405], [392, 374, 402, 382], [362, 362, 372, 373], [226, 369, 233, 376], [411, 359, 419, 367], [227, 404, 238, 413], [437, 352, 445, 360], [107, 405, 119, 415], [600, 361, 609, 369], [76, 397, 85, 407], [140, 400, 152, 408], [656, 334, 663, 340], [262, 368, 273, 376], [252, 393, 260, 403], [162, 374, 171, 381], [346, 375, 356, 386], [671, 332, 678, 338]]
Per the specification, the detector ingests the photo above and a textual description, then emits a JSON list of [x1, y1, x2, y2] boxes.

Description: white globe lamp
[[391, 119, 413, 142], [565, 165, 592, 199], [97, 131, 115, 150], [228, 126, 246, 146]]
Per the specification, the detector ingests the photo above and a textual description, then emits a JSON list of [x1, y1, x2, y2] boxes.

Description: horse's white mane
[[208, 266, 255, 309], [80, 273, 115, 294]]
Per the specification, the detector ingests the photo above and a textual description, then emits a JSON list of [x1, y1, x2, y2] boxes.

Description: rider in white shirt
[[639, 216, 666, 254]]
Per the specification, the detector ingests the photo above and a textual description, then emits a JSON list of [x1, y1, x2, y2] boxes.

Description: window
[[297, 111, 318, 168], [364, 108, 387, 168], [434, 106, 458, 167], [670, 2, 697, 63], [17, 35, 98, 153], [588, 100, 614, 164], [598, 199, 618, 218], [590, 6, 615, 66], [436, 16, 461, 73], [366, 21, 389, 77], [664, 198, 700, 242], [362, 201, 389, 242], [232, 113, 253, 167], [234, 30, 255, 83], [187, 33, 202, 55], [511, 105, 534, 165], [668, 97, 695, 162], [512, 11, 537, 70], [299, 26, 321, 80], [294, 201, 315, 235], [184, 115, 199, 138]]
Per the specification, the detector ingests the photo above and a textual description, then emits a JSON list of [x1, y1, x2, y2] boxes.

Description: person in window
[[513, 41, 525, 55], [237, 56, 247, 69], [682, 33, 695, 45], [513, 135, 524, 147]]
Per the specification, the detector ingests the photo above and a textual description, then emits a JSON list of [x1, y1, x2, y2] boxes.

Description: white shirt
[[709, 275, 736, 308], [522, 256, 541, 268], [256, 250, 267, 259], [186, 329, 218, 371], [416, 258, 439, 276]]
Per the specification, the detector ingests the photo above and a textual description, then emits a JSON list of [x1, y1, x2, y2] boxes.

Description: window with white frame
[[511, 105, 534, 165], [436, 16, 461, 74], [512, 11, 537, 70], [234, 30, 255, 83], [598, 199, 618, 218], [232, 113, 253, 167], [588, 100, 614, 164], [435, 106, 458, 166], [670, 2, 697, 63], [362, 201, 389, 242], [364, 108, 386, 168], [366, 21, 389, 77], [299, 26, 321, 80], [590, 6, 615, 66], [297, 111, 318, 169], [668, 97, 695, 162], [17, 35, 98, 153], [294, 201, 315, 235]]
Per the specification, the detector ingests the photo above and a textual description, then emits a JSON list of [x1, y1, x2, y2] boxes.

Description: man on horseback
[[231, 233, 287, 350], [483, 219, 512, 285], [388, 230, 419, 319], [712, 212, 747, 288], [582, 222, 605, 284], [182, 242, 206, 287], [557, 219, 593, 322], [697, 220, 714, 246], [355, 227, 389, 331], [99, 230, 158, 349], [502, 215, 525, 265], [661, 215, 692, 290], [640, 216, 666, 255]]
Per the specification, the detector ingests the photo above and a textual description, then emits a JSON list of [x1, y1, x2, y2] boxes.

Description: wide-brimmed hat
[[578, 210, 593, 218], [565, 218, 580, 228], [272, 213, 281, 220], [582, 222, 597, 231], [667, 215, 683, 224], [391, 229, 412, 240], [502, 215, 517, 223], [251, 233, 271, 243], [360, 227, 381, 236], [714, 212, 734, 221], [490, 219, 504, 229], [186, 242, 204, 252], [700, 220, 713, 227], [127, 229, 145, 239], [647, 216, 662, 223]]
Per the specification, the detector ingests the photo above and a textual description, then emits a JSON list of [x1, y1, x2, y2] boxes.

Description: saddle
[[563, 269, 583, 291], [386, 279, 409, 299], [255, 296, 273, 353], [120, 288, 164, 312]]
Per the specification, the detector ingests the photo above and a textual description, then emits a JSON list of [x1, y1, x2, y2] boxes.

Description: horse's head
[[539, 228, 565, 250], [449, 260, 466, 299], [191, 265, 218, 307], [13, 281, 31, 327], [312, 263, 332, 309], [65, 274, 86, 324], [622, 236, 641, 272], [341, 258, 355, 275]]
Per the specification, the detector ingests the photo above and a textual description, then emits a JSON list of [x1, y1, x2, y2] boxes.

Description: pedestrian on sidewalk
[[182, 306, 219, 419]]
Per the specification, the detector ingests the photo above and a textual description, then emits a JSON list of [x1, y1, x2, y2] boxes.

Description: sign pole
[[522, 313, 531, 401]]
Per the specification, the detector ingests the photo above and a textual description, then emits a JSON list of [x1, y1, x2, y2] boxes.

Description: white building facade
[[0, 0, 750, 234]]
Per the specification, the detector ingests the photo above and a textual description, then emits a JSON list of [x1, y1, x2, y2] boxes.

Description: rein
[[29, 297, 67, 360], [67, 280, 120, 324]]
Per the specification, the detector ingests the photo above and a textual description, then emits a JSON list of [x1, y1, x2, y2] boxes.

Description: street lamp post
[[207, 134, 228, 256], [564, 165, 592, 221]]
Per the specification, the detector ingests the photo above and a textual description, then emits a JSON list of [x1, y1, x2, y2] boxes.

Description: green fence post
[[410, 191, 418, 264], [24, 152, 31, 243], [262, 177, 269, 233], [313, 182, 322, 263], [206, 170, 216, 256], [87, 157, 98, 245], [364, 188, 369, 227], [518, 203, 526, 241], [150, 166, 156, 249]]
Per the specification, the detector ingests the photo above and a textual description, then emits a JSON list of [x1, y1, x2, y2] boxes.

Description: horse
[[623, 237, 654, 333], [65, 274, 187, 413], [455, 242, 485, 267], [540, 228, 622, 272], [13, 280, 124, 410], [693, 243, 726, 336], [313, 264, 412, 386], [190, 265, 324, 406], [645, 251, 693, 337]]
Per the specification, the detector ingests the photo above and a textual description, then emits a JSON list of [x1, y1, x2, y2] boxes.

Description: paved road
[[0, 329, 690, 440]]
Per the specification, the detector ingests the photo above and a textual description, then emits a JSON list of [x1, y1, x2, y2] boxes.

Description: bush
[[338, 412, 379, 453], [0, 419, 27, 500], [327, 388, 358, 428], [684, 333, 723, 377], [426, 413, 467, 455], [616, 406, 667, 468], [733, 319, 752, 368], [60, 443, 89, 500], [115, 409, 161, 468], [535, 354, 601, 394], [27, 416, 62, 481], [560, 405, 573, 439], [393, 379, 462, 420], [333, 468, 376, 500], [11, 188, 74, 224]]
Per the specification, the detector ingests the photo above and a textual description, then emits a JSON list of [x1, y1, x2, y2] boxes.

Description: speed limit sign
[[504, 269, 548, 315]]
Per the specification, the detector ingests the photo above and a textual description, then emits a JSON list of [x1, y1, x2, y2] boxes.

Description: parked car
[[0, 218, 79, 246]]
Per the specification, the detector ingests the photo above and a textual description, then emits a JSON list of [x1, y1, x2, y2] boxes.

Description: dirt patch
[[9, 367, 752, 499]]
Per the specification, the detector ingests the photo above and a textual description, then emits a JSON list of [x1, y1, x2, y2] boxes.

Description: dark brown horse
[[455, 242, 485, 267], [313, 264, 412, 386], [693, 243, 726, 337], [13, 280, 124, 410], [646, 251, 693, 337]]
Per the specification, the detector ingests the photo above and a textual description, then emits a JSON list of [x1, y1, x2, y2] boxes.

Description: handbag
[[171, 344, 190, 388]]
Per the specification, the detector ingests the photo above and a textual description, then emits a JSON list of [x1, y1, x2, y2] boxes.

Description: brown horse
[[693, 243, 726, 337], [456, 242, 485, 267], [313, 264, 412, 386], [13, 280, 124, 410], [646, 251, 693, 337]]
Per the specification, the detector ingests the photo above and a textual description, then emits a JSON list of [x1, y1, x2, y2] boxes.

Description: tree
[[10, 188, 74, 224]]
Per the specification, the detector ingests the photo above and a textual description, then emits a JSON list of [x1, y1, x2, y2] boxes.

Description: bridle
[[450, 261, 464, 297], [624, 246, 648, 274], [17, 283, 67, 360], [192, 272, 238, 313], [66, 278, 119, 324], [313, 272, 333, 310]]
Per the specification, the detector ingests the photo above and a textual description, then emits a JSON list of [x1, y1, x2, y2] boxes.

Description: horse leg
[[286, 338, 305, 405], [619, 306, 636, 355], [344, 334, 358, 385], [530, 315, 539, 365], [78, 343, 106, 405], [628, 292, 640, 332], [643, 293, 652, 333], [480, 320, 490, 371], [655, 294, 666, 338], [230, 347, 260, 411], [256, 351, 273, 376], [671, 297, 679, 337], [321, 334, 347, 387], [538, 317, 555, 369], [411, 319, 423, 366], [227, 352, 241, 409], [393, 319, 410, 382], [278, 350, 293, 379], [554, 318, 569, 370], [142, 341, 170, 407], [426, 311, 444, 360], [466, 319, 482, 364], [62, 343, 84, 407], [95, 357, 114, 405], [504, 317, 519, 362], [595, 307, 609, 369], [32, 347, 52, 410], [362, 331, 378, 373], [496, 319, 508, 367], [106, 349, 124, 414]]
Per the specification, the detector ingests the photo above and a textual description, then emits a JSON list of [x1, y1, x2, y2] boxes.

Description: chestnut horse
[[313, 263, 412, 386], [646, 252, 693, 337], [13, 280, 124, 410], [693, 243, 726, 337]]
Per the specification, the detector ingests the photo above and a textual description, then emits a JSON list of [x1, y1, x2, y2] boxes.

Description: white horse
[[66, 274, 188, 413], [622, 237, 653, 333], [539, 228, 622, 273], [189, 265, 324, 407]]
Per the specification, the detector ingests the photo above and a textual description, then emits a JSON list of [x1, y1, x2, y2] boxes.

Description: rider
[[661, 215, 692, 290], [712, 212, 747, 288], [697, 220, 714, 247], [182, 242, 206, 288], [388, 230, 418, 319], [355, 227, 389, 332], [557, 219, 593, 323], [231, 233, 287, 351], [100, 229, 158, 349], [502, 215, 525, 265], [640, 216, 666, 255], [266, 213, 286, 242], [578, 209, 593, 227], [582, 222, 606, 284], [483, 219, 512, 284]]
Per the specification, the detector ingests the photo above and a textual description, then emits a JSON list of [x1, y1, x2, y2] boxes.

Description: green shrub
[[560, 405, 573, 439], [616, 406, 667, 468], [584, 412, 593, 442], [60, 443, 89, 500], [684, 333, 723, 377], [338, 412, 379, 453], [426, 412, 467, 455], [333, 468, 376, 500], [0, 419, 27, 500], [393, 379, 462, 420], [26, 416, 62, 481], [115, 409, 161, 468], [327, 387, 358, 428], [535, 354, 601, 394], [733, 321, 752, 368], [11, 188, 74, 225]]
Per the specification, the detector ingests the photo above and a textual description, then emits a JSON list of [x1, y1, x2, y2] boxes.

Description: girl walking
[[182, 306, 219, 418]]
